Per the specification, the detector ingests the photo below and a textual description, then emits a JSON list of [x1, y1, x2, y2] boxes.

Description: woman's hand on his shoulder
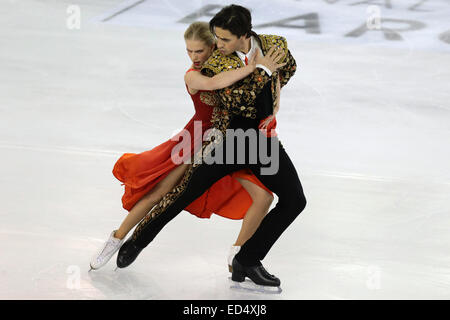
[[246, 50, 259, 72], [257, 46, 287, 73]]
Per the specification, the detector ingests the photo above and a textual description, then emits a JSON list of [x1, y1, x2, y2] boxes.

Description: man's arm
[[277, 48, 297, 89]]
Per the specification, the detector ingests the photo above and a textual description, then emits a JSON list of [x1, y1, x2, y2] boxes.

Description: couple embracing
[[91, 4, 307, 290]]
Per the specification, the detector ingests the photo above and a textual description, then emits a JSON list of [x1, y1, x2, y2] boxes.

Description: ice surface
[[0, 0, 449, 299]]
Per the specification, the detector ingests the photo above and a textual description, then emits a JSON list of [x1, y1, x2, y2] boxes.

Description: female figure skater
[[90, 22, 283, 272]]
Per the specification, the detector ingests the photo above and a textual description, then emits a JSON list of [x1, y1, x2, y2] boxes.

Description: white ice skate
[[89, 230, 124, 271], [228, 245, 241, 273]]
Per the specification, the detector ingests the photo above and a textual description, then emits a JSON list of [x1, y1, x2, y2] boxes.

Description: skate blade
[[229, 278, 282, 294]]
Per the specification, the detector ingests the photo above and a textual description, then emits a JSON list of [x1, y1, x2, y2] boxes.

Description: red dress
[[112, 68, 274, 219]]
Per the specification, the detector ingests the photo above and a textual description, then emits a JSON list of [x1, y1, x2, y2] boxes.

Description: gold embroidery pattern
[[132, 161, 196, 241], [201, 34, 296, 119], [278, 49, 297, 89], [206, 67, 270, 119], [258, 35, 296, 108], [199, 91, 219, 106], [132, 107, 230, 241], [259, 35, 288, 63], [132, 34, 296, 242], [201, 51, 243, 75]]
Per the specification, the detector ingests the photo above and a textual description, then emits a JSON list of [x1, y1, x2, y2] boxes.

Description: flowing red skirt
[[113, 116, 273, 220]]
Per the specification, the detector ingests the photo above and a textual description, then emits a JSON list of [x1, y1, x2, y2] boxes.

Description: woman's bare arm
[[184, 63, 256, 91]]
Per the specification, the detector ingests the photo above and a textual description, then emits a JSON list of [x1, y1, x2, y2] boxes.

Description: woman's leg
[[114, 163, 190, 240], [233, 178, 274, 246]]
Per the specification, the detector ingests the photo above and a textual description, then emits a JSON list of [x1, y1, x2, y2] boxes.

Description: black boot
[[116, 237, 143, 268], [231, 257, 281, 287]]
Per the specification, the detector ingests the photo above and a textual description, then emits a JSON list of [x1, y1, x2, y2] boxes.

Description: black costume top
[[190, 34, 297, 164]]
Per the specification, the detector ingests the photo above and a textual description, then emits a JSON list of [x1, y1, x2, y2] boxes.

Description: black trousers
[[132, 116, 307, 266]]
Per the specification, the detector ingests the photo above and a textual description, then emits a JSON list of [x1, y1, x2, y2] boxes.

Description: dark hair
[[209, 4, 257, 39]]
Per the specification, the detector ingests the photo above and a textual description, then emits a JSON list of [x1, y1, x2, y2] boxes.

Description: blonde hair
[[184, 21, 215, 47]]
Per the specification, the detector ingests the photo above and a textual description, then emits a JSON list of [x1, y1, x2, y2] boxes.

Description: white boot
[[227, 245, 241, 273], [90, 230, 125, 271]]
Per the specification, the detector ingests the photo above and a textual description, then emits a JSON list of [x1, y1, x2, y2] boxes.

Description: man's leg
[[130, 159, 242, 249], [235, 136, 307, 266]]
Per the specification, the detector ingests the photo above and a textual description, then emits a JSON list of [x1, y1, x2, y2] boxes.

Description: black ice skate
[[116, 237, 143, 269], [230, 257, 282, 294]]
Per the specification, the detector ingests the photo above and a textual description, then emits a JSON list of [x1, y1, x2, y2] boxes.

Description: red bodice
[[185, 68, 214, 123]]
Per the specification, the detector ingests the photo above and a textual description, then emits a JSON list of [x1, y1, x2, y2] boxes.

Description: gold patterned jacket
[[200, 34, 297, 122], [130, 36, 297, 235]]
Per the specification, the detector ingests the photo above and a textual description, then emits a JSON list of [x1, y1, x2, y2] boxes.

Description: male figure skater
[[117, 4, 307, 288]]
